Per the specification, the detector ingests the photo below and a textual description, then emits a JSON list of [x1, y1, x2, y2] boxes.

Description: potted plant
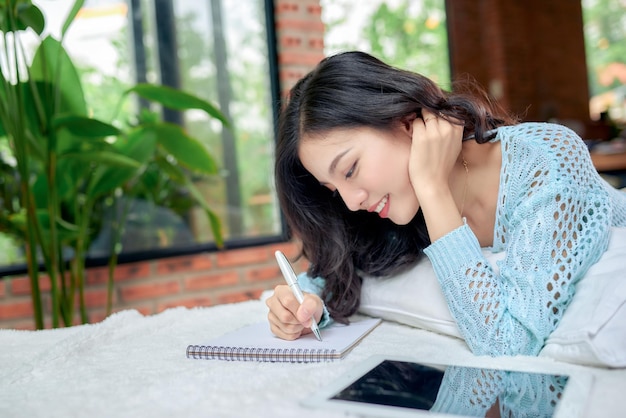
[[0, 0, 227, 328]]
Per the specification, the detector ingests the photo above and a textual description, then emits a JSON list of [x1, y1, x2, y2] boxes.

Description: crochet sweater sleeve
[[430, 366, 567, 416], [424, 123, 617, 356]]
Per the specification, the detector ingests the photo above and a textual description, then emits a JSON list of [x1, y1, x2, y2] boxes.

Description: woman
[[266, 51, 626, 356]]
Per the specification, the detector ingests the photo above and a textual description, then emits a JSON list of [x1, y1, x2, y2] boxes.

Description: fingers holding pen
[[267, 311, 307, 340], [295, 295, 323, 328], [266, 285, 303, 339], [266, 285, 322, 340]]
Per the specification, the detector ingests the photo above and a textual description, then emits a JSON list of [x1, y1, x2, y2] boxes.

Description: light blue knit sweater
[[425, 122, 626, 356], [300, 122, 626, 356]]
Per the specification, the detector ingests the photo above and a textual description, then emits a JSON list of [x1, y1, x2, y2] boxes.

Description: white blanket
[[1, 300, 624, 417]]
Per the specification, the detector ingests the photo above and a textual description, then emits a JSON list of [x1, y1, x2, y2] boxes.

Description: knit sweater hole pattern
[[493, 124, 614, 334]]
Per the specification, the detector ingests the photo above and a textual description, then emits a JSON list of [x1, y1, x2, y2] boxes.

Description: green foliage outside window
[[582, 0, 626, 122], [322, 0, 450, 87]]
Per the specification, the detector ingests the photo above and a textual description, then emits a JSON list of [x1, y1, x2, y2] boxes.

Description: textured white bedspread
[[1, 300, 624, 417]]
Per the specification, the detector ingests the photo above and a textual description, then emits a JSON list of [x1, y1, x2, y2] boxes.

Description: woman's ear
[[399, 113, 417, 136]]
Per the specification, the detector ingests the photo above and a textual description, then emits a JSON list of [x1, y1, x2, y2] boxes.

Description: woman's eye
[[345, 162, 356, 179]]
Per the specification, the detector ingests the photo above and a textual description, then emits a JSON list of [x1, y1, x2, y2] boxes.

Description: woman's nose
[[337, 186, 367, 212]]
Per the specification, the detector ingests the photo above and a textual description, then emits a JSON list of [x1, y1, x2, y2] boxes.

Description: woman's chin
[[387, 214, 412, 226], [387, 208, 419, 225]]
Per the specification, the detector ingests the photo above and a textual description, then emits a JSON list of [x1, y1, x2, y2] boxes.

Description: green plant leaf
[[16, 3, 45, 34], [151, 122, 219, 175], [115, 127, 157, 165], [61, 0, 85, 37], [0, 2, 45, 34], [126, 84, 230, 127], [54, 157, 86, 204], [87, 127, 157, 199], [59, 151, 142, 168], [31, 168, 76, 210], [154, 155, 187, 184], [31, 172, 49, 209], [8, 210, 80, 244], [144, 154, 222, 246], [30, 36, 87, 116], [183, 178, 223, 247], [18, 80, 50, 140], [0, 67, 7, 136], [53, 114, 121, 137]]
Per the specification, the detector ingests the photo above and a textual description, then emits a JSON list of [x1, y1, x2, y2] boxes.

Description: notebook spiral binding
[[186, 345, 338, 363]]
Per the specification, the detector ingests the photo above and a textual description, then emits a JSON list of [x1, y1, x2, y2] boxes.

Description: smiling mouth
[[371, 195, 388, 214]]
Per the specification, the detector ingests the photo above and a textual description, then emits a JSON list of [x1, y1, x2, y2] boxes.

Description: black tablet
[[301, 355, 593, 417]]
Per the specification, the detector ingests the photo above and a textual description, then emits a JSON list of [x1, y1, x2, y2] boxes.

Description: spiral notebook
[[186, 317, 381, 363]]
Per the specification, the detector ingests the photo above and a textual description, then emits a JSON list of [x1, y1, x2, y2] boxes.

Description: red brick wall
[[0, 241, 312, 329], [446, 0, 590, 123], [0, 0, 326, 330], [274, 0, 325, 97]]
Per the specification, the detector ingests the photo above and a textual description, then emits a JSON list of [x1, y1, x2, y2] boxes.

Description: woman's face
[[299, 124, 419, 225]]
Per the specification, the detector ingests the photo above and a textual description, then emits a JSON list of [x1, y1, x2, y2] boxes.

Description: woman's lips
[[369, 195, 389, 218]]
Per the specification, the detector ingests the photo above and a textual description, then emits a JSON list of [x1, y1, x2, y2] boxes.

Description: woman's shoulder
[[496, 122, 587, 154], [495, 121, 596, 193], [497, 121, 582, 140]]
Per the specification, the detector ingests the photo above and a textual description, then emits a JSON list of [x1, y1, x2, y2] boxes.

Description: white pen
[[274, 250, 323, 341]]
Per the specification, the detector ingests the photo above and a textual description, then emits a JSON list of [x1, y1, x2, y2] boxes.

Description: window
[[582, 0, 626, 123], [321, 0, 450, 87], [0, 0, 282, 273]]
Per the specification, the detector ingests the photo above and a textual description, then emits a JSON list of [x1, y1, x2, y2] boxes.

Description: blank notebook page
[[186, 317, 381, 362]]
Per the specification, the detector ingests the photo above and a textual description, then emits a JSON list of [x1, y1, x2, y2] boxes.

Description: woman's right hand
[[265, 284, 324, 340]]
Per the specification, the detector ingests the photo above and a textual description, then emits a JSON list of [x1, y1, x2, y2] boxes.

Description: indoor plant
[[0, 0, 227, 328]]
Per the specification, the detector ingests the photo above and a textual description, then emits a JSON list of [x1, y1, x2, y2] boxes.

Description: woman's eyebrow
[[329, 148, 351, 175]]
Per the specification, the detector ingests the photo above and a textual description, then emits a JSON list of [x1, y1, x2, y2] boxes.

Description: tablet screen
[[330, 359, 569, 417]]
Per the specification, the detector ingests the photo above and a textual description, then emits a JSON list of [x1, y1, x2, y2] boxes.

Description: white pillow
[[541, 229, 626, 368], [358, 227, 626, 368]]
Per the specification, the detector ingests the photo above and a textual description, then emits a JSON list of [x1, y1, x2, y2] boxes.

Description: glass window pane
[[166, 0, 281, 241], [582, 0, 626, 123], [321, 0, 450, 87], [0, 0, 281, 271]]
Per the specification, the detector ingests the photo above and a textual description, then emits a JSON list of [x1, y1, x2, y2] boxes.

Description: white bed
[[0, 299, 624, 418]]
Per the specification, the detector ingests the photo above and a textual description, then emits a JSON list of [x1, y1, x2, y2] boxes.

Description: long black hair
[[275, 51, 515, 323]]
